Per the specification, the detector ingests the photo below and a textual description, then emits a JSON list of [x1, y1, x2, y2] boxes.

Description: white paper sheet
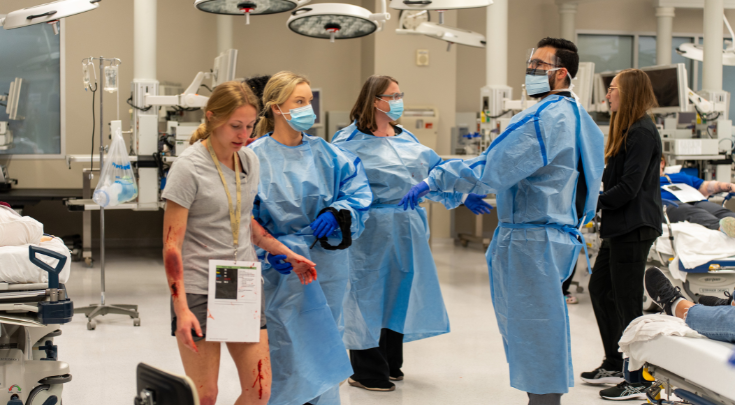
[[661, 183, 706, 203], [206, 260, 261, 343]]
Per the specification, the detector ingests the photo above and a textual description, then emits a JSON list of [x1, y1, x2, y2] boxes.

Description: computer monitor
[[640, 63, 689, 113], [135, 363, 198, 405], [574, 62, 595, 111], [311, 88, 321, 126], [6, 78, 22, 120], [212, 49, 238, 88]]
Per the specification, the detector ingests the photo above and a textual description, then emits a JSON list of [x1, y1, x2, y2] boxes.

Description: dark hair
[[244, 75, 271, 110], [350, 75, 399, 132], [537, 37, 579, 86]]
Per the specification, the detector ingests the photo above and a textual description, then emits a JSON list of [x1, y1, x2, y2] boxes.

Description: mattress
[[628, 335, 735, 401], [0, 205, 43, 247], [0, 237, 71, 284]]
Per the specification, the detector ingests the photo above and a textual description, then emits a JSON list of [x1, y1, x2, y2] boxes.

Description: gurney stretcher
[[0, 245, 74, 405], [625, 335, 735, 405]]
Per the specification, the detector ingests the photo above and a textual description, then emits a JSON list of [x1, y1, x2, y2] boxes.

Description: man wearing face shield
[[401, 38, 605, 404]]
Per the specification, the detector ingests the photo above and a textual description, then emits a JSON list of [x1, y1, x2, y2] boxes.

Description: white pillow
[[0, 205, 43, 247], [664, 165, 682, 174]]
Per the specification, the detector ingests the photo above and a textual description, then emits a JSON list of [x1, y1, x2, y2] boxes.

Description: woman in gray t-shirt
[[161, 82, 316, 405]]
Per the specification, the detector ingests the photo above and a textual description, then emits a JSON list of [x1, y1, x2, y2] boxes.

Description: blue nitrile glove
[[465, 194, 494, 215], [267, 254, 292, 275], [310, 211, 339, 239], [399, 181, 431, 211]]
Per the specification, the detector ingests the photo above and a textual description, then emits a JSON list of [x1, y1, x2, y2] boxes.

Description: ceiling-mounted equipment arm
[[370, 0, 391, 31], [144, 72, 211, 109]]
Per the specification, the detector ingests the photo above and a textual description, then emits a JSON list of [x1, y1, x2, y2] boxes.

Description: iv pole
[[74, 56, 141, 331]]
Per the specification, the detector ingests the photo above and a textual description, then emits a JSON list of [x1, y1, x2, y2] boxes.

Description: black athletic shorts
[[171, 293, 266, 342]]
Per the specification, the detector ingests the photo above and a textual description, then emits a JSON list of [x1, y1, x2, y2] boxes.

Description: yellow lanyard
[[206, 140, 242, 261]]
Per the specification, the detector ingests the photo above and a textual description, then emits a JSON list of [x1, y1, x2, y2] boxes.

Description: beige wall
[[5, 0, 364, 190], [456, 0, 735, 115], [8, 0, 735, 243]]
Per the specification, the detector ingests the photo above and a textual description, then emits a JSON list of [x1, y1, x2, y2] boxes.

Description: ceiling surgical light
[[287, 2, 391, 42], [194, 0, 310, 25], [677, 15, 735, 66], [389, 0, 491, 25], [397, 22, 485, 50], [1, 0, 100, 34]]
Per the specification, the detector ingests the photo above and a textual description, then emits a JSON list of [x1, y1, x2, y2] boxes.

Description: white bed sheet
[[0, 237, 71, 284], [654, 222, 735, 280], [627, 335, 735, 401]]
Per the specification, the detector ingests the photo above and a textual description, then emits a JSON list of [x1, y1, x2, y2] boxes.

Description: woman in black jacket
[[581, 69, 662, 400]]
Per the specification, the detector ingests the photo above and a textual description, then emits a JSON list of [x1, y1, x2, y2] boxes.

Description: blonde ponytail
[[188, 81, 260, 145], [255, 71, 310, 138], [189, 122, 210, 145]]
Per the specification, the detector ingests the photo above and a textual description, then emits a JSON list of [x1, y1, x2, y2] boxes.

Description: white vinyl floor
[[56, 240, 632, 405]]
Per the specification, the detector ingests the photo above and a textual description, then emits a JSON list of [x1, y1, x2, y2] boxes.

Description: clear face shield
[[525, 48, 576, 98]]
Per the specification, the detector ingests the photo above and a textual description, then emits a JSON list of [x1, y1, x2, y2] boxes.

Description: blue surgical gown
[[248, 133, 372, 405], [332, 124, 465, 350], [426, 95, 604, 395]]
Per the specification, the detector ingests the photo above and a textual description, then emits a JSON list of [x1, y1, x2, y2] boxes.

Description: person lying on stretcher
[[645, 267, 735, 343], [660, 157, 735, 237]]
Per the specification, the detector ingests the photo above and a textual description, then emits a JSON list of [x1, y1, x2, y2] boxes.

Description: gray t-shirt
[[162, 141, 260, 295]]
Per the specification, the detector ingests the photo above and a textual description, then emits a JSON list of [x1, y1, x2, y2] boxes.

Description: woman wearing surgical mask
[[332, 76, 492, 392], [248, 71, 373, 405]]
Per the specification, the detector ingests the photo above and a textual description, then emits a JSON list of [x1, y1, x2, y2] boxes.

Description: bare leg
[[176, 335, 221, 405], [674, 300, 695, 320], [226, 329, 272, 405]]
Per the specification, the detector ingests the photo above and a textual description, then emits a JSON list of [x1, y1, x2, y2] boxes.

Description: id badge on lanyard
[[205, 140, 262, 342]]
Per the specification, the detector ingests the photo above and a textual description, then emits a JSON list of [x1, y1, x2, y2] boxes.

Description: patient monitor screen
[[644, 68, 680, 108]]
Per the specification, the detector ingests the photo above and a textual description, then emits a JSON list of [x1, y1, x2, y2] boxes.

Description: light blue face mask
[[525, 67, 562, 96], [279, 104, 317, 132], [376, 98, 404, 121]]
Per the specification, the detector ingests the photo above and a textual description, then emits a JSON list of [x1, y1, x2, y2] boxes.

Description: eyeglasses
[[528, 58, 559, 70], [377, 92, 404, 101], [607, 86, 619, 95]]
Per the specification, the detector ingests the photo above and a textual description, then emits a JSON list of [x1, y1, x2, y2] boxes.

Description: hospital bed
[[0, 242, 74, 405], [624, 336, 735, 405], [643, 198, 735, 311]]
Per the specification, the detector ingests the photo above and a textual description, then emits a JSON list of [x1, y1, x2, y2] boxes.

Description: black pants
[[562, 265, 577, 296], [350, 328, 404, 382], [666, 200, 735, 230], [589, 237, 655, 369]]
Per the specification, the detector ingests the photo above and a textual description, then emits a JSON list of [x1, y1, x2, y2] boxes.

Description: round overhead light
[[397, 22, 486, 48], [677, 43, 735, 66], [194, 0, 309, 16], [389, 0, 492, 11], [1, 0, 99, 31], [287, 4, 382, 41]]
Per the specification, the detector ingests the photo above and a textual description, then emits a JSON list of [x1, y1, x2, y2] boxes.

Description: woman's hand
[[285, 253, 317, 285], [175, 307, 203, 354]]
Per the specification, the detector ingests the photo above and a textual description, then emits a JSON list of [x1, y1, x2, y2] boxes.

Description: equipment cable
[[488, 110, 512, 119], [127, 94, 152, 111]]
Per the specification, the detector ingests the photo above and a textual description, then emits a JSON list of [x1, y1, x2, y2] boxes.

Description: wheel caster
[[87, 320, 96, 330], [460, 240, 469, 247], [84, 257, 93, 268], [133, 318, 141, 327], [576, 286, 584, 293]]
